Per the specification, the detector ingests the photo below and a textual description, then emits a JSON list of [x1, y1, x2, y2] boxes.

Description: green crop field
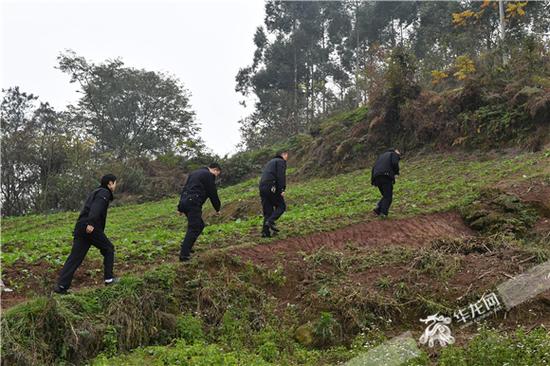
[[2, 150, 550, 365], [2, 151, 547, 270]]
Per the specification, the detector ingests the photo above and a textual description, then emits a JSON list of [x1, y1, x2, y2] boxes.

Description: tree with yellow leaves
[[452, 1, 529, 40], [453, 55, 476, 81]]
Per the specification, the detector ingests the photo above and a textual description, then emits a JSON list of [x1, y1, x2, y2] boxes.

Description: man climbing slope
[[259, 151, 288, 237], [371, 148, 402, 218], [54, 174, 118, 294], [177, 163, 222, 261]]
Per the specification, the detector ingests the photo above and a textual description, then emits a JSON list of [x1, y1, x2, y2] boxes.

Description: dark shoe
[[373, 208, 380, 216], [104, 277, 120, 286], [53, 285, 69, 295], [261, 225, 271, 238], [267, 222, 279, 232], [179, 256, 191, 262]]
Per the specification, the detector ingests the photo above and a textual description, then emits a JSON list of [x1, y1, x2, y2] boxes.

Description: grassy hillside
[[2, 149, 550, 365], [2, 151, 547, 270]]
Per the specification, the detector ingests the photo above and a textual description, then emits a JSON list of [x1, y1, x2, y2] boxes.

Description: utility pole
[[354, 1, 361, 107], [499, 0, 507, 65]]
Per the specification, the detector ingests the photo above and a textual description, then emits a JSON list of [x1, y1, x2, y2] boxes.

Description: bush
[[314, 312, 340, 347], [1, 268, 178, 365], [258, 341, 280, 362], [176, 314, 205, 343]]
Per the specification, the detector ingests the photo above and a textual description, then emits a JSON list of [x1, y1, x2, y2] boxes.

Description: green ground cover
[[2, 151, 547, 271], [2, 149, 549, 365]]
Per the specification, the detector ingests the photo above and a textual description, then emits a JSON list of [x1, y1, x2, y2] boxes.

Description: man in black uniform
[[371, 148, 401, 217], [259, 151, 288, 237], [54, 174, 118, 294], [177, 163, 222, 261]]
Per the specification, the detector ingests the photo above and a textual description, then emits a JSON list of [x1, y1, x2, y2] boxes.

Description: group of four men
[[54, 148, 401, 294]]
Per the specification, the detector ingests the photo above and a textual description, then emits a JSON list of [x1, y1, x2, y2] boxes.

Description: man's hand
[[86, 225, 95, 234], [281, 191, 286, 197], [177, 211, 183, 216]]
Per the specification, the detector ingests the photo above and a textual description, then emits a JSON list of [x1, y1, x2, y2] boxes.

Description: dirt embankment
[[231, 211, 474, 267]]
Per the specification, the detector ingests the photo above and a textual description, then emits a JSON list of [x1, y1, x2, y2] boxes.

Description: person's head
[[208, 162, 222, 177], [100, 174, 117, 192], [278, 150, 289, 161], [388, 147, 401, 157]]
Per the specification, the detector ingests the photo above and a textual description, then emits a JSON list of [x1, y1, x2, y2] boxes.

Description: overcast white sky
[[0, 0, 265, 156]]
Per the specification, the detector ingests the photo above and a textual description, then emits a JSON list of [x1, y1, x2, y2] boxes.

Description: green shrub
[[176, 314, 205, 343], [218, 310, 251, 349], [258, 340, 280, 362], [314, 312, 340, 347], [102, 325, 119, 357]]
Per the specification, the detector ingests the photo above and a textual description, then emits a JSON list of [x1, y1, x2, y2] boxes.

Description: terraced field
[[2, 150, 550, 365]]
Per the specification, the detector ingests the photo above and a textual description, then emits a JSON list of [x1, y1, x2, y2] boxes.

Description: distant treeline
[[0, 52, 220, 216], [236, 0, 550, 149], [2, 1, 550, 216]]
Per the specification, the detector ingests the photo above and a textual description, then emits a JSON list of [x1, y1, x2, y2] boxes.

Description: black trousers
[[259, 184, 286, 225], [57, 230, 115, 289], [374, 176, 394, 216], [179, 198, 205, 259]]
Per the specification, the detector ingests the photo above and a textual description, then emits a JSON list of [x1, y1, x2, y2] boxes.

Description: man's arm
[[87, 189, 110, 230], [276, 160, 286, 193], [391, 153, 400, 176], [177, 175, 191, 213], [205, 175, 221, 211], [177, 187, 186, 213]]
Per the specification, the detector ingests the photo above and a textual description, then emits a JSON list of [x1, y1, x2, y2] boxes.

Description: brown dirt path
[[231, 211, 474, 267], [1, 211, 473, 310]]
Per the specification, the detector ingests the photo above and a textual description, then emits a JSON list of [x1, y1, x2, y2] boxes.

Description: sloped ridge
[[232, 212, 474, 266]]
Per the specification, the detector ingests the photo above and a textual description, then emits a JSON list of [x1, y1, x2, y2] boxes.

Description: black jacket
[[260, 156, 287, 193], [371, 149, 400, 185], [74, 187, 113, 234], [178, 167, 221, 212]]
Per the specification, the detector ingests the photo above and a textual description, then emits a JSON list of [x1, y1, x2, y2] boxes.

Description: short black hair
[[277, 150, 289, 156], [100, 174, 117, 187], [209, 162, 222, 171]]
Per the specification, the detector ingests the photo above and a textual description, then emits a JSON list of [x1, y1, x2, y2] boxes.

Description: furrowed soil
[[229, 210, 550, 340], [230, 211, 474, 267], [0, 211, 472, 309]]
